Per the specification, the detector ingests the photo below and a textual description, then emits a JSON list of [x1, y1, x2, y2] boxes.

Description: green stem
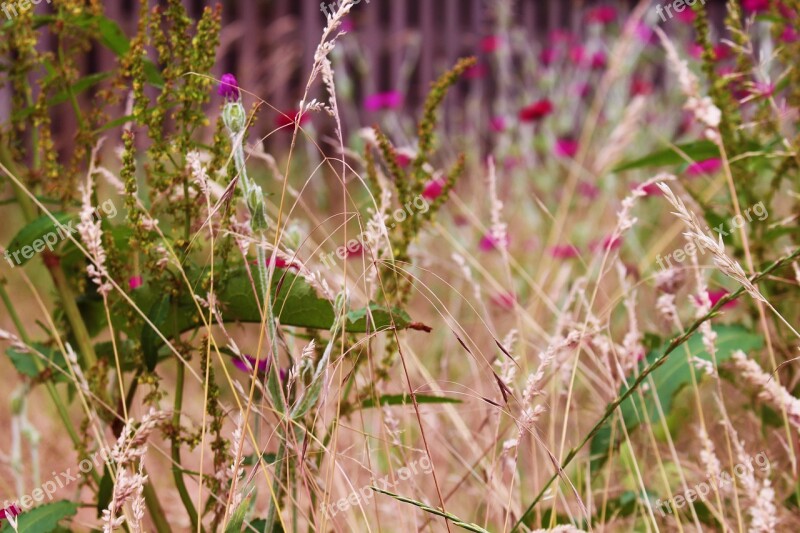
[[47, 264, 98, 368], [265, 441, 286, 532], [511, 247, 800, 531], [171, 320, 203, 532]]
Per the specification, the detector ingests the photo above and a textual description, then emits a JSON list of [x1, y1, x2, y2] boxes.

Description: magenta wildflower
[[676, 8, 697, 23], [129, 276, 143, 291], [569, 45, 586, 64], [540, 47, 557, 66], [395, 152, 412, 168], [549, 244, 580, 259], [233, 353, 269, 374], [782, 26, 799, 42], [590, 235, 622, 252], [422, 177, 446, 201], [555, 138, 579, 158], [696, 289, 738, 310], [490, 291, 516, 310], [519, 99, 553, 122], [218, 73, 240, 101], [630, 77, 653, 96], [743, 0, 770, 13], [577, 181, 599, 200], [480, 35, 502, 53], [479, 233, 508, 251], [586, 5, 616, 25], [686, 158, 722, 177], [275, 109, 310, 130], [364, 91, 403, 112], [635, 181, 663, 196], [590, 51, 607, 70], [490, 116, 506, 132]]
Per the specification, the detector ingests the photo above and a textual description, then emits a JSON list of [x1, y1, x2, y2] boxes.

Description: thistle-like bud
[[246, 185, 269, 232], [218, 73, 240, 101], [222, 101, 246, 136]]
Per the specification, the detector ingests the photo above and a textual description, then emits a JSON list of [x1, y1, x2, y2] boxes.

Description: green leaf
[[141, 296, 171, 371], [371, 487, 490, 533], [0, 500, 78, 533], [613, 140, 719, 172], [224, 493, 253, 533], [12, 72, 113, 122], [6, 213, 73, 266], [361, 393, 462, 409], [5, 344, 68, 382], [96, 466, 113, 519], [590, 325, 762, 473]]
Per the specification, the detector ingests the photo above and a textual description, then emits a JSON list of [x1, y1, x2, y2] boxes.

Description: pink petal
[[129, 276, 143, 291], [549, 244, 580, 259], [686, 158, 722, 177]]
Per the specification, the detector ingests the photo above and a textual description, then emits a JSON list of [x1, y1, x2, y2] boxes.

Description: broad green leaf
[[0, 500, 78, 533], [361, 394, 462, 409], [5, 344, 68, 382], [590, 325, 762, 473], [613, 140, 719, 172], [6, 213, 73, 266]]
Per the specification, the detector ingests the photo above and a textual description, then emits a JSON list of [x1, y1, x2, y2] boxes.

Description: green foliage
[[0, 500, 78, 533], [590, 325, 763, 473]]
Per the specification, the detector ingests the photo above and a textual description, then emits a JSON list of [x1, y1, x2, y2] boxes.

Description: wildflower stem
[[511, 245, 800, 532], [171, 361, 202, 533]]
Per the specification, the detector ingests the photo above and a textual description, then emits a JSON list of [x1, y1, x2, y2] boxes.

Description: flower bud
[[246, 185, 269, 232], [222, 101, 246, 135]]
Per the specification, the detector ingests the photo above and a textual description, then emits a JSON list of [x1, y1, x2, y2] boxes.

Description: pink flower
[[630, 77, 653, 96], [422, 177, 446, 201], [676, 8, 697, 23], [569, 45, 586, 64], [519, 99, 554, 122], [252, 255, 299, 271], [364, 91, 403, 112], [696, 289, 738, 309], [540, 47, 557, 66], [743, 0, 770, 13], [586, 5, 616, 25], [573, 82, 591, 98], [577, 181, 599, 199], [218, 73, 239, 101], [340, 18, 354, 32], [782, 26, 799, 42], [751, 81, 775, 98], [549, 29, 573, 44], [464, 63, 488, 79], [590, 51, 607, 70], [634, 182, 663, 196], [490, 116, 506, 132], [480, 35, 502, 53], [395, 152, 413, 168], [479, 233, 508, 251], [129, 276, 143, 291], [590, 235, 622, 252], [635, 23, 655, 44], [233, 354, 269, 374], [549, 244, 580, 259], [555, 138, 579, 158], [686, 158, 722, 177], [275, 109, 310, 130], [688, 43, 704, 60], [490, 291, 517, 310]]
